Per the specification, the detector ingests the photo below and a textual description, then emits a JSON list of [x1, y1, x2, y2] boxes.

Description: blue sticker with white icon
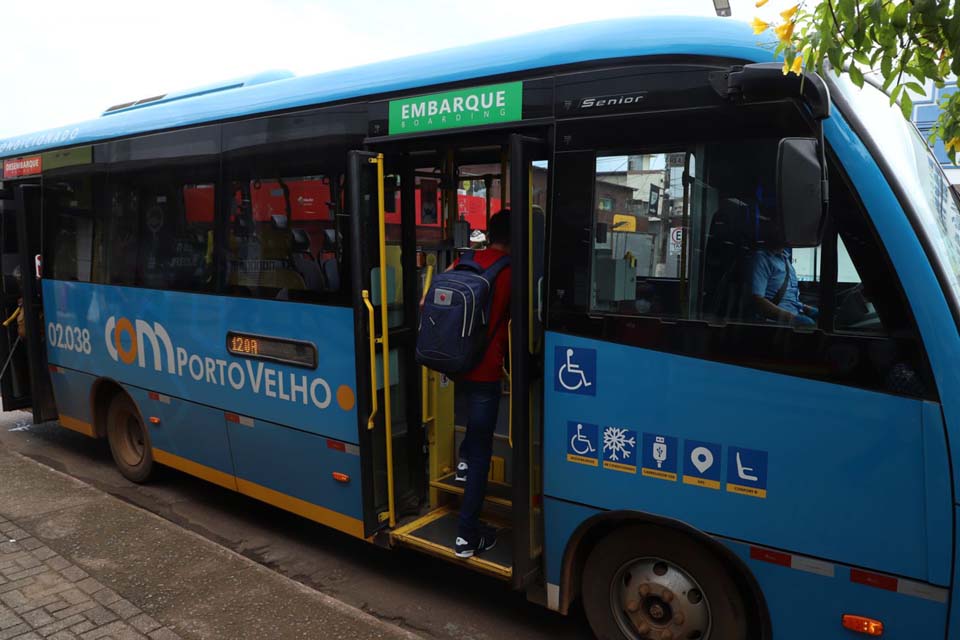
[[726, 446, 768, 498], [682, 440, 722, 489], [601, 426, 637, 473], [554, 346, 596, 396], [566, 421, 599, 466], [641, 433, 677, 481]]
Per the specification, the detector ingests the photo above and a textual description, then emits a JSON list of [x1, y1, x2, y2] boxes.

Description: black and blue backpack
[[415, 250, 510, 375]]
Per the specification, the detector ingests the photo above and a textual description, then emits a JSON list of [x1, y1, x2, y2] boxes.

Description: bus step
[[390, 506, 512, 580], [430, 472, 512, 508]]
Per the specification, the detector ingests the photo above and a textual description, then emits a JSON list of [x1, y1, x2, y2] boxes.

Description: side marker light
[[332, 472, 350, 483], [148, 417, 161, 425], [842, 614, 883, 636]]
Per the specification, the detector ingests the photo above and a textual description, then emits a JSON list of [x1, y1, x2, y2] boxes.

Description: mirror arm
[[710, 62, 831, 120]]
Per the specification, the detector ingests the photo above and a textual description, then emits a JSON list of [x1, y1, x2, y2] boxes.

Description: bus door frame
[[0, 180, 55, 421], [509, 133, 550, 588], [348, 150, 421, 538]]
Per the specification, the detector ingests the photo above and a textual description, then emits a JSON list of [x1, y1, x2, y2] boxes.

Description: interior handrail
[[370, 153, 397, 529]]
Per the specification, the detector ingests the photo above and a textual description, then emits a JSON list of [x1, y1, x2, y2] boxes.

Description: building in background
[[912, 82, 960, 186]]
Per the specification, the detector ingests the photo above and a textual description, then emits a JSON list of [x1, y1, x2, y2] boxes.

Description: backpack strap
[[482, 255, 511, 282], [454, 250, 481, 273]]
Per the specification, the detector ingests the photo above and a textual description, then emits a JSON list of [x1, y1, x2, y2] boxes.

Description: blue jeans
[[457, 381, 501, 541]]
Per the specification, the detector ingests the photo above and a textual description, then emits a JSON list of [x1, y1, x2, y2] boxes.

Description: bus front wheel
[[582, 526, 748, 640], [106, 394, 154, 483]]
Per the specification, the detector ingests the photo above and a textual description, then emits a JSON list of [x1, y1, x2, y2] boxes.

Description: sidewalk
[[0, 444, 421, 640]]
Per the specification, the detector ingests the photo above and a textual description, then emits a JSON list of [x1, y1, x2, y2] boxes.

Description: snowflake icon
[[602, 426, 636, 462]]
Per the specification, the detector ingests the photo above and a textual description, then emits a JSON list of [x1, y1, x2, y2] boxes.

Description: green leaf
[[881, 53, 893, 81], [849, 64, 865, 88], [892, 1, 910, 28], [905, 81, 928, 95], [889, 83, 904, 106], [900, 91, 914, 120], [853, 51, 872, 66], [868, 0, 884, 23]]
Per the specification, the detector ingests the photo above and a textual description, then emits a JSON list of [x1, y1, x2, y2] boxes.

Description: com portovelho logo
[[102, 315, 352, 411]]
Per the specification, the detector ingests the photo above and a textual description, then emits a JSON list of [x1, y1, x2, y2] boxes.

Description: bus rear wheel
[[106, 394, 154, 483], [582, 525, 748, 640]]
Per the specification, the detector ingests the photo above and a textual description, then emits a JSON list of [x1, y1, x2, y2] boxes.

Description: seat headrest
[[291, 228, 310, 252]]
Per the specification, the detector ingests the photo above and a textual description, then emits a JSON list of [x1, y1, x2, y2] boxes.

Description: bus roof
[[0, 16, 769, 159]]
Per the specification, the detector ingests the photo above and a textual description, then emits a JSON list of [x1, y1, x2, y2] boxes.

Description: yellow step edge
[[59, 415, 95, 438], [428, 479, 513, 508]]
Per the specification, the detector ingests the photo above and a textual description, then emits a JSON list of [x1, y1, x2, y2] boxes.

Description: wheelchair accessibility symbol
[[566, 421, 598, 466], [555, 346, 597, 396]]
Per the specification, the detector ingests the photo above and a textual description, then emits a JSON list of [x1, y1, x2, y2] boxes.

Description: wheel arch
[[557, 509, 772, 640], [89, 377, 128, 439]]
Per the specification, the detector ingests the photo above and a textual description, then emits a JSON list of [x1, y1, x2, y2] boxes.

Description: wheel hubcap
[[612, 558, 711, 640]]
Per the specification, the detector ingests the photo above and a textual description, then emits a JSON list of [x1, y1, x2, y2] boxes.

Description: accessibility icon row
[[566, 422, 768, 498]]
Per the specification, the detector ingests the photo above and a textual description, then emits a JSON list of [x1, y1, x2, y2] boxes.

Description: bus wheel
[[582, 526, 748, 640], [106, 394, 154, 483]]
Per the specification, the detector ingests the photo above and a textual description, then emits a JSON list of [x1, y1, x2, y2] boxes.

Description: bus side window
[[224, 174, 343, 303]]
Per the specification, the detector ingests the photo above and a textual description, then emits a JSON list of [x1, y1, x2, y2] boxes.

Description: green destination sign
[[389, 81, 523, 134]]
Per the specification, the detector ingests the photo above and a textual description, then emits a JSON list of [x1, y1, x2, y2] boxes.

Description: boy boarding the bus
[[416, 209, 511, 558]]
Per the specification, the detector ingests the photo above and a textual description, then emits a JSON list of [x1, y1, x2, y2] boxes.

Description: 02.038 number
[[47, 323, 92, 355]]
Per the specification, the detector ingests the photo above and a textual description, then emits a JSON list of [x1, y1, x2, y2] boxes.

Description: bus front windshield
[[833, 75, 960, 320]]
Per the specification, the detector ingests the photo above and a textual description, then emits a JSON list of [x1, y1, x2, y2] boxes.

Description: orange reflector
[[148, 417, 161, 424], [842, 614, 883, 636], [332, 472, 350, 483]]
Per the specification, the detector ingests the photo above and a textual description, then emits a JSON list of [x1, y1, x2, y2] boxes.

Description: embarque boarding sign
[[388, 82, 522, 134]]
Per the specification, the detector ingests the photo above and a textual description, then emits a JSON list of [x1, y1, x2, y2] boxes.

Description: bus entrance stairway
[[389, 505, 513, 580]]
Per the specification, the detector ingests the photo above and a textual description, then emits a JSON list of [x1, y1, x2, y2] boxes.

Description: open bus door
[[348, 150, 423, 538], [509, 134, 549, 589], [0, 181, 56, 421]]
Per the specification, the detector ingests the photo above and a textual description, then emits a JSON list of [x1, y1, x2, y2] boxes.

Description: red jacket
[[454, 248, 511, 382]]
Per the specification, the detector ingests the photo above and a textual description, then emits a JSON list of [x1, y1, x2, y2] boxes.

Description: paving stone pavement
[[0, 516, 180, 640]]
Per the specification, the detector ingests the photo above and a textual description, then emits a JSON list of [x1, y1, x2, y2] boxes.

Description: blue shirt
[[749, 248, 804, 315]]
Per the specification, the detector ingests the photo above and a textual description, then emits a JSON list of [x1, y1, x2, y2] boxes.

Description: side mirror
[[776, 137, 824, 247]]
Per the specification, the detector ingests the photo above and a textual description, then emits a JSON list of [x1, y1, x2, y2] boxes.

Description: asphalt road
[[0, 411, 592, 640]]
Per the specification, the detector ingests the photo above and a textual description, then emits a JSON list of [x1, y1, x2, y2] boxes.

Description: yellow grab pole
[[361, 290, 378, 431], [369, 154, 396, 528]]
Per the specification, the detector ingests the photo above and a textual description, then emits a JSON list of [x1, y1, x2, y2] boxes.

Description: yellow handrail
[[361, 290, 378, 431], [370, 154, 396, 529]]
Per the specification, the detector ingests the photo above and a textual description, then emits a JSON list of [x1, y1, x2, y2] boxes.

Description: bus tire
[[106, 394, 154, 483], [582, 525, 748, 640]]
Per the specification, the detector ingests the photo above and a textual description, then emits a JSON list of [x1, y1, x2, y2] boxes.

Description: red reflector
[[332, 472, 350, 483], [532, 494, 542, 508], [750, 547, 791, 567], [225, 412, 239, 423], [326, 439, 346, 452], [47, 365, 59, 373], [842, 614, 884, 636], [850, 569, 898, 592], [148, 417, 160, 425], [148, 392, 159, 401]]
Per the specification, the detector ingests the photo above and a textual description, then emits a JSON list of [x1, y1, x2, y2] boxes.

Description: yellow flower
[[775, 21, 795, 42], [946, 137, 960, 153], [790, 55, 803, 75], [782, 59, 790, 75], [780, 4, 799, 21], [756, 0, 769, 6], [751, 17, 770, 34]]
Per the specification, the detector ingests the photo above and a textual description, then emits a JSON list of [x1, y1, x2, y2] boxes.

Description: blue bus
[[1, 16, 959, 639]]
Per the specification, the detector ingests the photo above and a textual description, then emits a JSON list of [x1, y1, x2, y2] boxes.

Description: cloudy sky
[[0, 0, 771, 139]]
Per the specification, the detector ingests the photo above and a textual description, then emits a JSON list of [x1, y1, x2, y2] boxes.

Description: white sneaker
[[454, 461, 468, 483]]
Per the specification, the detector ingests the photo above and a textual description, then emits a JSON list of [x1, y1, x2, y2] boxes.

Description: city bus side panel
[[123, 385, 237, 488], [41, 281, 359, 443], [718, 538, 948, 638], [542, 331, 948, 635], [42, 280, 366, 537], [823, 109, 960, 506], [951, 509, 960, 639], [45, 367, 96, 437]]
